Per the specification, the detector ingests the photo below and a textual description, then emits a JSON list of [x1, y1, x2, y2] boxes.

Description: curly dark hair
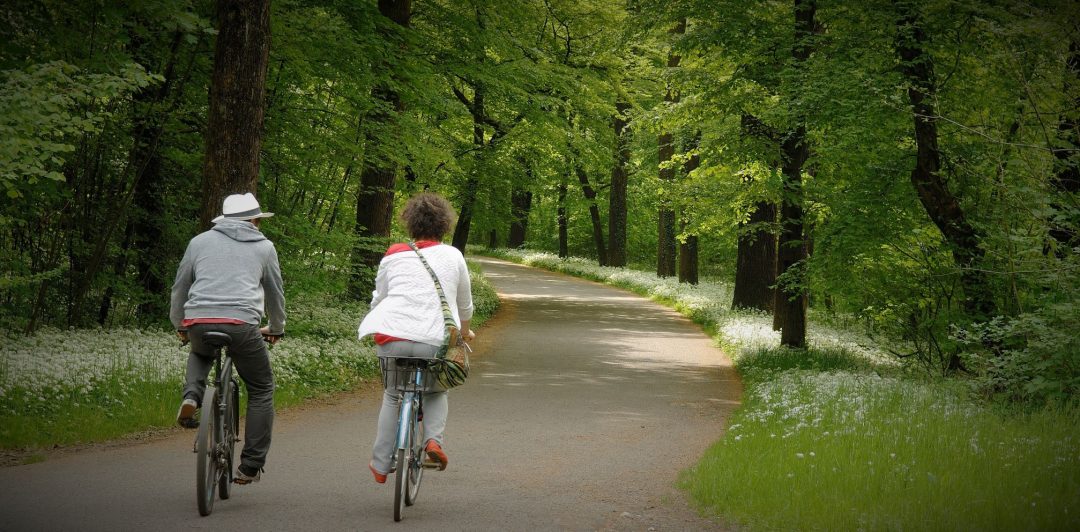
[[400, 192, 456, 240]]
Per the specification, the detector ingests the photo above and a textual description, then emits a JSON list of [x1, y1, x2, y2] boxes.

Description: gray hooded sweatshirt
[[170, 219, 286, 334]]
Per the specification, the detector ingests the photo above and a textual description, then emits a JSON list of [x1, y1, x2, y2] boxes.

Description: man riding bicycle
[[170, 192, 286, 485]]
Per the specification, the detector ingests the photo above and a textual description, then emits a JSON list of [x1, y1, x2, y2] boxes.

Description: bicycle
[[381, 357, 443, 522], [191, 331, 241, 517]]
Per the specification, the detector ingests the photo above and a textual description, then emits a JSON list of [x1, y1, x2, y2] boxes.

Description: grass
[[685, 348, 1080, 531], [0, 263, 499, 451], [480, 247, 1080, 531]]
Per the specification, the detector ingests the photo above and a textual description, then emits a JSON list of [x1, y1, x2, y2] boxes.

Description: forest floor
[[0, 257, 742, 530]]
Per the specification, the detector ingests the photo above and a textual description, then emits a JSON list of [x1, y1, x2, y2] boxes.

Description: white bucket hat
[[212, 192, 275, 223]]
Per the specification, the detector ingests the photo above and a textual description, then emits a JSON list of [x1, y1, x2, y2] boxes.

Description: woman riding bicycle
[[358, 192, 475, 483]]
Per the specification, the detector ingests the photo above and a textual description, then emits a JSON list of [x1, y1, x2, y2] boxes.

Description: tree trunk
[[350, 158, 397, 297], [576, 165, 608, 266], [451, 176, 479, 254], [98, 221, 134, 325], [733, 114, 780, 311], [198, 0, 272, 231], [348, 0, 411, 299], [678, 234, 698, 285], [508, 187, 532, 249], [678, 132, 701, 284], [773, 0, 816, 349], [557, 181, 569, 258], [1050, 39, 1080, 252], [451, 86, 486, 255], [894, 0, 996, 333], [130, 31, 183, 319], [657, 19, 685, 278], [732, 201, 777, 311], [326, 116, 364, 234], [608, 100, 631, 267]]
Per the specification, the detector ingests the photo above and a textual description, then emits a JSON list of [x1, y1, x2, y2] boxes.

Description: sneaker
[[176, 398, 198, 429], [369, 462, 387, 484], [235, 465, 262, 485], [425, 440, 448, 471]]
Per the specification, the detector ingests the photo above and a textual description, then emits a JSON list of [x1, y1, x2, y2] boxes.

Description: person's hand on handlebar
[[260, 326, 283, 345], [177, 329, 189, 344], [463, 329, 475, 342]]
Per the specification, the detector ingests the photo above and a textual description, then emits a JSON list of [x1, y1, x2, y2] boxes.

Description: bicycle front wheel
[[218, 378, 239, 500], [196, 387, 218, 516], [405, 404, 424, 506], [393, 448, 408, 522]]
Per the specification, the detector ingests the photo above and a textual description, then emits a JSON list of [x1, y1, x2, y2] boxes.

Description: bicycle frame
[[395, 366, 424, 451], [213, 352, 236, 463], [195, 338, 239, 517]]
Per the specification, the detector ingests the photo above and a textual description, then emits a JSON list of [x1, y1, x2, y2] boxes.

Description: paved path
[[0, 257, 741, 531]]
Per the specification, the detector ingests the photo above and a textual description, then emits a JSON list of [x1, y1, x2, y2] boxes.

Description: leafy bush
[[957, 307, 1080, 405]]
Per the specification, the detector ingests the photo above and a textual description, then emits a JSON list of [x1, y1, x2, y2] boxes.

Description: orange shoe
[[369, 462, 387, 484], [425, 440, 448, 471]]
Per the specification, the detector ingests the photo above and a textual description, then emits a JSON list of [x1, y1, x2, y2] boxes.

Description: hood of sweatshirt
[[212, 218, 268, 242]]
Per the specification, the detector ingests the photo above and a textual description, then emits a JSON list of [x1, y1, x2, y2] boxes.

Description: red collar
[[384, 240, 441, 256]]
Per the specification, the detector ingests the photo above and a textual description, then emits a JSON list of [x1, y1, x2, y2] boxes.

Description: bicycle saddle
[[202, 331, 232, 348]]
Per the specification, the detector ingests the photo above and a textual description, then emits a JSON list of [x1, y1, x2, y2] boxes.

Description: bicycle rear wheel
[[218, 377, 239, 500], [196, 387, 218, 516]]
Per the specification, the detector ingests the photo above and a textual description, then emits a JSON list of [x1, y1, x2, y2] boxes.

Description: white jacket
[[357, 243, 474, 346]]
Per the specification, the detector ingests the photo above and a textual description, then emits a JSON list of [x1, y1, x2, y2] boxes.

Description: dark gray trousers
[[184, 323, 275, 471]]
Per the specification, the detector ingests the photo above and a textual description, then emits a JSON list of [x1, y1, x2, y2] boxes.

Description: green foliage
[[0, 61, 156, 199], [957, 306, 1080, 405], [1, 0, 1077, 409], [467, 261, 501, 328]]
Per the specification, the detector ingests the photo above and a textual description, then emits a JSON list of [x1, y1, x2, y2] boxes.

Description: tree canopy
[[1, 0, 1078, 403]]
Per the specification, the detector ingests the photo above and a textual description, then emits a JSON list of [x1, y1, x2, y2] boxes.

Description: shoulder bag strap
[[407, 242, 457, 351]]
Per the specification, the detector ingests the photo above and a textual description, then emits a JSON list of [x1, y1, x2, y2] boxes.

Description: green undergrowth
[[685, 347, 1080, 531], [0, 263, 499, 451], [480, 248, 1080, 531]]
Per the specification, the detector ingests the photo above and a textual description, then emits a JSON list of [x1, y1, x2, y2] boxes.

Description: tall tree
[[131, 29, 191, 320], [199, 0, 272, 230], [450, 83, 486, 254], [678, 132, 701, 284], [508, 177, 533, 249], [773, 0, 816, 348], [731, 116, 779, 312], [732, 198, 777, 311], [557, 180, 569, 258], [576, 164, 608, 265], [1050, 39, 1080, 252], [348, 0, 411, 299], [608, 100, 631, 267], [656, 18, 685, 277], [894, 0, 996, 337]]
